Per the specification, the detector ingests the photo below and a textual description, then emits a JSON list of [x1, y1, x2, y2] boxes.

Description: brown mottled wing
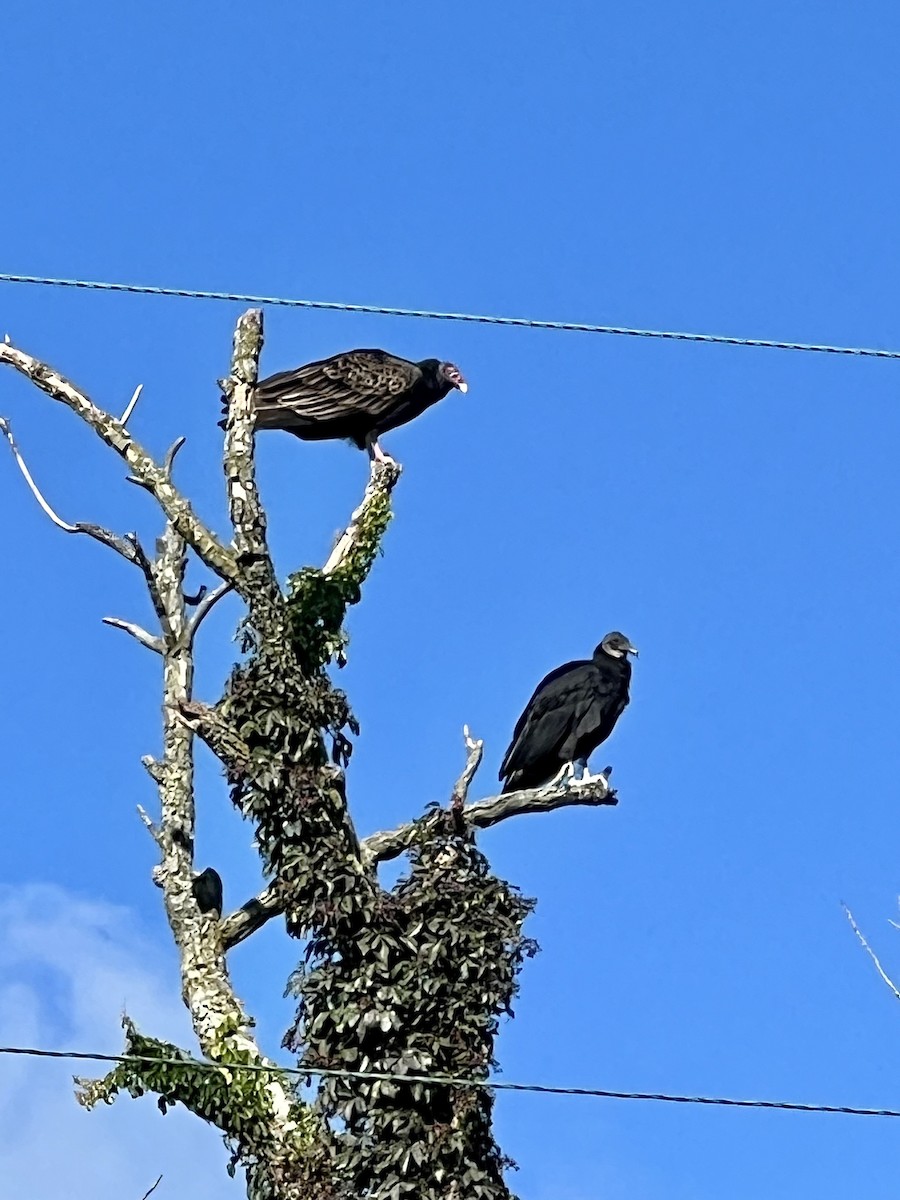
[[253, 349, 421, 422]]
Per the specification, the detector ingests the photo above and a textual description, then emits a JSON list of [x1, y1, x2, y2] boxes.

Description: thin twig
[[187, 580, 235, 646], [0, 340, 240, 584], [163, 436, 186, 479], [220, 883, 282, 951], [102, 617, 164, 655], [323, 459, 402, 576], [130, 436, 186, 490], [141, 755, 164, 783], [843, 903, 900, 1001], [0, 416, 77, 530], [136, 804, 163, 845], [0, 416, 148, 563], [451, 725, 484, 810], [183, 584, 208, 606], [120, 384, 144, 426], [139, 1176, 163, 1200]]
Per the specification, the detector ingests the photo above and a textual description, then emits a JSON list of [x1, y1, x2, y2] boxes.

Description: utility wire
[[1, 272, 898, 360], [2, 273, 896, 1115], [3, 1043, 899, 1119]]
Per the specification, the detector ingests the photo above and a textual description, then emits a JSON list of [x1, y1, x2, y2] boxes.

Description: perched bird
[[498, 632, 638, 794], [251, 348, 468, 462], [192, 867, 224, 917]]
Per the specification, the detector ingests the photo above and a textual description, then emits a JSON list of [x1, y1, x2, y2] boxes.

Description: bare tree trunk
[[0, 313, 617, 1199]]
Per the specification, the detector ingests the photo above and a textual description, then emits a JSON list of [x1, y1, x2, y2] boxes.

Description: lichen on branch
[[1, 308, 621, 1200]]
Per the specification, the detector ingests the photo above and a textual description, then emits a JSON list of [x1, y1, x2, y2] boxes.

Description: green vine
[[76, 1016, 324, 1193], [287, 818, 536, 1200], [80, 460, 544, 1198]]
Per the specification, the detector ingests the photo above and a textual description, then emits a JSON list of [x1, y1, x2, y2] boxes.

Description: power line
[[1, 271, 898, 360], [3, 1042, 899, 1119]]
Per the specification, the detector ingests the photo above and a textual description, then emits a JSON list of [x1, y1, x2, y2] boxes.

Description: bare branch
[[140, 522, 305, 1147], [221, 882, 282, 951], [451, 724, 484, 810], [187, 580, 235, 646], [0, 415, 77, 531], [843, 902, 900, 1001], [323, 459, 402, 577], [129, 436, 185, 491], [120, 383, 144, 426], [136, 804, 163, 846], [102, 616, 164, 655], [127, 533, 162, 588], [75, 522, 147, 562], [214, 307, 297, 660], [183, 584, 208, 606], [163, 435, 186, 478], [78, 524, 284, 1122], [222, 771, 618, 944], [0, 415, 156, 564], [3, 314, 346, 1182], [222, 310, 274, 571], [141, 754, 164, 783], [0, 341, 240, 584], [363, 774, 618, 868], [176, 699, 250, 773], [139, 1174, 163, 1200]]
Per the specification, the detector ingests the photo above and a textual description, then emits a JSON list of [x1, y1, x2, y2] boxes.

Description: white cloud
[[0, 884, 239, 1200]]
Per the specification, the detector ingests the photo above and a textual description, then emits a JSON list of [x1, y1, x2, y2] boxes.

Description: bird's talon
[[542, 762, 576, 792], [572, 769, 607, 789]]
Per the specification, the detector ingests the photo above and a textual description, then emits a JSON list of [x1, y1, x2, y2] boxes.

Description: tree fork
[[0, 311, 621, 1200]]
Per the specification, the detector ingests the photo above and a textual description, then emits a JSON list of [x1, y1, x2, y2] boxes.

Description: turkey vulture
[[251, 349, 468, 461], [192, 867, 223, 917], [499, 632, 638, 794]]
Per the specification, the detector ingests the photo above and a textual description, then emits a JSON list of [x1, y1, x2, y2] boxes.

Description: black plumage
[[251, 348, 468, 461], [192, 867, 223, 917], [499, 632, 638, 794]]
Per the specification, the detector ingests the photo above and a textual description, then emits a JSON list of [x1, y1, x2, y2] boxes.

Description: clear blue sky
[[3, 2, 900, 1196]]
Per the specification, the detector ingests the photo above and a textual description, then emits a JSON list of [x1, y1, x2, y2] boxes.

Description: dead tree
[[0, 311, 618, 1200]]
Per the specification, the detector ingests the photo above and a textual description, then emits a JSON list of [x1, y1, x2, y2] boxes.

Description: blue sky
[[3, 2, 900, 1195]]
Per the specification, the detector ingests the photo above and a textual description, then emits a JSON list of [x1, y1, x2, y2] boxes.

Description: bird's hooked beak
[[627, 644, 639, 658], [446, 365, 468, 394]]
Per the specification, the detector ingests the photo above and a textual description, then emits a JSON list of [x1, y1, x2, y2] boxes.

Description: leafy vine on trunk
[[0, 310, 617, 1200]]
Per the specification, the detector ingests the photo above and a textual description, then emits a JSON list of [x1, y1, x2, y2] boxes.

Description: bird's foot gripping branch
[[0, 310, 623, 1200]]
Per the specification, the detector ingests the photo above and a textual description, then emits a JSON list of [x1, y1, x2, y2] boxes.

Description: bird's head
[[439, 361, 468, 394], [597, 631, 639, 660]]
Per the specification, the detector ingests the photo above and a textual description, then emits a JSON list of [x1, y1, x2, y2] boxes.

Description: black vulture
[[250, 348, 468, 462], [192, 867, 223, 917], [499, 632, 638, 794]]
